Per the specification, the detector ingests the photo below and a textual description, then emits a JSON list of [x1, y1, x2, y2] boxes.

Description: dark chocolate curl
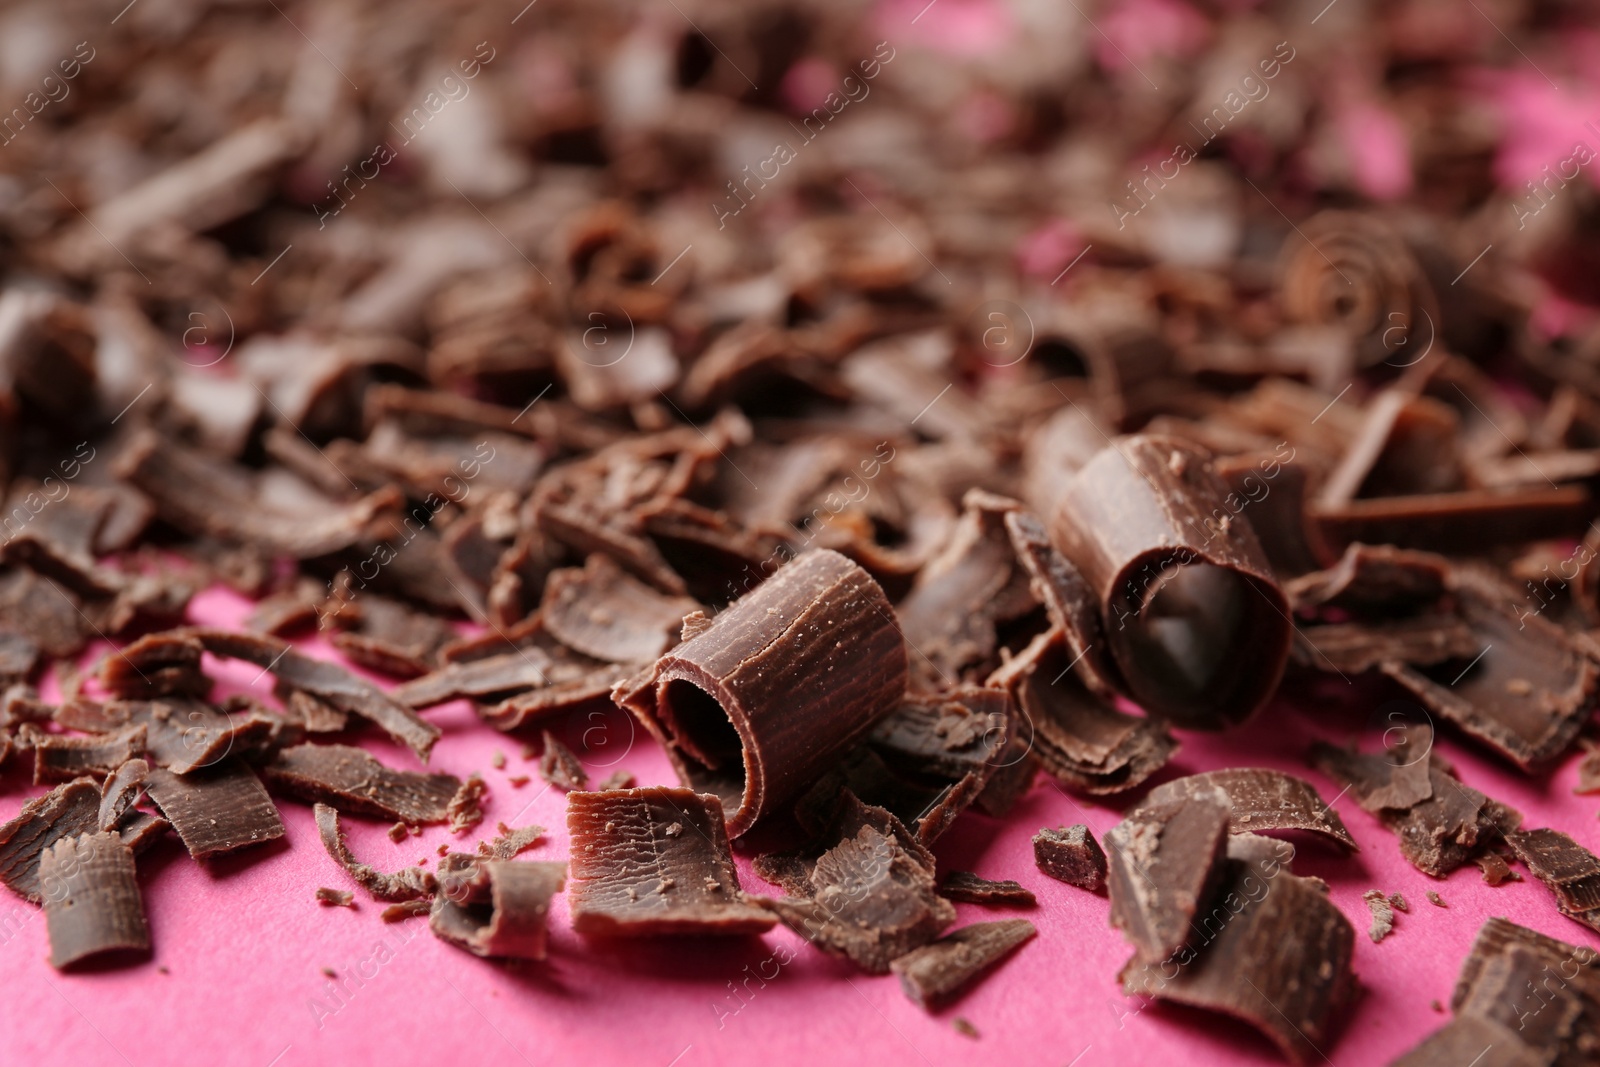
[[1047, 435, 1291, 728], [620, 549, 907, 836]]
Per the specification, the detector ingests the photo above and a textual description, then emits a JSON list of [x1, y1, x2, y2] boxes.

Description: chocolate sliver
[[325, 595, 456, 678], [939, 871, 1037, 907], [623, 549, 908, 837], [312, 803, 437, 901], [478, 663, 632, 732], [39, 831, 150, 970], [1307, 740, 1433, 812], [97, 631, 208, 700], [1033, 824, 1107, 891], [280, 689, 349, 733], [99, 758, 150, 831], [540, 554, 698, 663], [566, 787, 775, 936], [32, 725, 146, 784], [104, 698, 275, 775], [1505, 828, 1600, 931], [447, 774, 488, 835], [1455, 943, 1584, 1056], [185, 628, 440, 760], [429, 853, 566, 959], [481, 823, 544, 860], [1311, 486, 1594, 556], [261, 743, 461, 823], [1002, 509, 1120, 698], [1119, 862, 1356, 1067], [1145, 769, 1358, 851], [1390, 1016, 1542, 1067], [1105, 788, 1232, 962], [0, 568, 85, 658], [0, 776, 100, 902], [391, 648, 556, 708], [537, 730, 589, 791], [889, 919, 1037, 1010], [316, 887, 355, 907], [1292, 615, 1481, 673], [1284, 543, 1452, 613], [144, 761, 284, 860]]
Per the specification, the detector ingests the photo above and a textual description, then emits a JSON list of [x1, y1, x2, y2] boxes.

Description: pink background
[[2, 584, 1596, 1067]]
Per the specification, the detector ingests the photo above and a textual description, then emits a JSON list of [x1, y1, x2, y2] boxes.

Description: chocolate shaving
[[326, 595, 455, 679], [316, 887, 355, 908], [0, 567, 86, 659], [1033, 824, 1107, 891], [1144, 769, 1358, 852], [39, 831, 150, 970], [537, 730, 588, 791], [312, 804, 436, 902], [1475, 852, 1519, 886], [1292, 615, 1482, 674], [31, 725, 146, 784], [540, 554, 698, 663], [1363, 889, 1396, 942], [939, 872, 1036, 907], [261, 743, 461, 824], [1285, 543, 1452, 613], [97, 632, 209, 700], [144, 761, 284, 860], [446, 774, 488, 835], [1505, 828, 1600, 931], [381, 900, 432, 922], [0, 777, 102, 902], [429, 853, 567, 959], [889, 919, 1037, 1011], [480, 823, 544, 861], [99, 759, 149, 831], [392, 648, 557, 707], [1106, 787, 1232, 962], [566, 787, 774, 936]]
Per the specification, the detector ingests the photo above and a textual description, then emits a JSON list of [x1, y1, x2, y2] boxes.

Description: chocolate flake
[[1427, 891, 1446, 907], [1363, 889, 1396, 942], [98, 759, 149, 831], [39, 831, 150, 970], [889, 919, 1037, 1010], [429, 853, 567, 959], [1144, 768, 1357, 852], [537, 730, 589, 791], [939, 871, 1037, 907], [1505, 828, 1600, 931], [1106, 790, 1232, 961], [316, 887, 355, 908], [144, 761, 284, 860], [1475, 852, 1520, 886], [0, 778, 108, 902], [540, 554, 698, 663], [261, 743, 461, 824], [31, 725, 146, 784], [1033, 825, 1108, 892], [312, 804, 436, 902], [447, 774, 489, 835], [598, 770, 635, 790], [481, 823, 544, 860], [567, 787, 774, 936]]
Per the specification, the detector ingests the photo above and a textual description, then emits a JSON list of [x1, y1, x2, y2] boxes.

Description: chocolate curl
[[1046, 435, 1292, 728], [619, 548, 908, 836], [1278, 210, 1440, 370]]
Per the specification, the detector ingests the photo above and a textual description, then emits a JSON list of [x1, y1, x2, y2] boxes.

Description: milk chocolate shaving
[[0, 777, 101, 902], [537, 730, 588, 791], [261, 743, 461, 824], [0, 567, 86, 658], [1033, 824, 1106, 891], [481, 662, 632, 732], [98, 631, 209, 700], [1505, 828, 1600, 933], [316, 887, 355, 907], [29, 725, 144, 784], [312, 803, 436, 902], [1046, 435, 1292, 728], [939, 872, 1037, 907], [792, 746, 979, 848], [83, 698, 274, 775], [566, 787, 774, 936], [1144, 769, 1358, 851], [889, 919, 1037, 1011], [1293, 615, 1482, 674], [480, 823, 544, 861], [540, 554, 698, 664], [430, 853, 567, 959], [39, 831, 150, 970], [392, 649, 557, 707], [184, 628, 440, 760], [144, 761, 285, 860], [1105, 788, 1232, 962], [447, 774, 488, 835], [326, 596, 455, 678], [621, 548, 908, 837]]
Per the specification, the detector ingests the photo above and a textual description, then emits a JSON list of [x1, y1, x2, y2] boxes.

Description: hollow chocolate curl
[[1046, 435, 1292, 728], [430, 853, 566, 960], [618, 548, 908, 836]]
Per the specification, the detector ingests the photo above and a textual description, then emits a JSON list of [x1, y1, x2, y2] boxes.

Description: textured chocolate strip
[[939, 872, 1036, 907], [479, 823, 544, 861], [1456, 944, 1583, 1056], [1144, 769, 1358, 851], [39, 831, 150, 970], [537, 730, 588, 791], [889, 919, 1037, 1010], [1105, 789, 1232, 962], [1379, 570, 1598, 771], [99, 759, 149, 831], [31, 725, 146, 784], [391, 648, 556, 707], [429, 853, 566, 959], [540, 554, 698, 663], [279, 689, 349, 734], [312, 803, 437, 902], [1505, 828, 1600, 933], [326, 596, 455, 679], [144, 761, 285, 860], [1311, 486, 1594, 556], [1119, 861, 1356, 1067], [1033, 824, 1106, 891], [566, 787, 775, 936], [0, 777, 100, 902], [1046, 435, 1292, 728], [185, 628, 440, 760], [479, 663, 633, 732], [1002, 509, 1120, 699], [97, 631, 209, 700], [1291, 615, 1481, 674], [1285, 543, 1451, 613], [261, 743, 461, 823], [621, 549, 908, 837], [89, 698, 276, 775]]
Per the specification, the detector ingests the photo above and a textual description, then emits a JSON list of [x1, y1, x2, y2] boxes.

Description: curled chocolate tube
[[618, 548, 909, 836], [1046, 435, 1292, 729]]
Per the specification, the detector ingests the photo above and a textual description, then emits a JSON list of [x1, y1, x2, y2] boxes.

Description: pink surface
[[3, 586, 1599, 1067]]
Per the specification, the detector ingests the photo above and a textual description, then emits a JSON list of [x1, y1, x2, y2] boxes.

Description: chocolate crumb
[[447, 774, 489, 835], [388, 823, 408, 843], [1364, 890, 1396, 942], [321, 967, 336, 978], [492, 750, 506, 770], [1475, 853, 1520, 886], [521, 744, 536, 761], [316, 887, 355, 908], [1032, 824, 1106, 891], [508, 775, 530, 788], [1427, 891, 1447, 907], [952, 1017, 980, 1039], [537, 730, 589, 792], [1390, 893, 1409, 912]]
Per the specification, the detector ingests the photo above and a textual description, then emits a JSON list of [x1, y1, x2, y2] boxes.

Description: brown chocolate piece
[[889, 919, 1037, 1010], [1033, 824, 1107, 891], [540, 554, 698, 663], [446, 774, 488, 835], [1046, 435, 1292, 728], [480, 662, 633, 731], [1364, 889, 1396, 942], [480, 823, 544, 860], [620, 549, 908, 836], [99, 759, 149, 831], [430, 853, 567, 959], [1476, 852, 1520, 886], [1312, 486, 1595, 556], [566, 787, 775, 936], [1505, 828, 1600, 932], [31, 725, 146, 784], [96, 631, 210, 700], [244, 582, 325, 636], [392, 648, 558, 707], [316, 887, 355, 907], [0, 631, 38, 685], [791, 746, 979, 849], [1285, 543, 1452, 613], [1390, 1017, 1543, 1067], [81, 698, 275, 776], [1002, 509, 1119, 699], [0, 777, 103, 902], [1292, 615, 1482, 674], [184, 628, 440, 760], [381, 900, 431, 922], [279, 689, 349, 734], [1144, 769, 1358, 852], [1105, 789, 1232, 961], [1119, 860, 1356, 1066], [0, 568, 87, 659], [939, 871, 1037, 907], [143, 761, 285, 860], [312, 804, 436, 902], [598, 770, 635, 790], [536, 730, 589, 791], [326, 595, 455, 678], [261, 743, 462, 824], [39, 831, 150, 970]]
